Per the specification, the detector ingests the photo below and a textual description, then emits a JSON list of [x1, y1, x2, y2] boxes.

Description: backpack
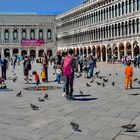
[[63, 56, 73, 76]]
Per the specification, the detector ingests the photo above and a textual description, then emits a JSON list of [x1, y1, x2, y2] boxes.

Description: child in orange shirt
[[32, 71, 40, 90], [125, 61, 133, 90]]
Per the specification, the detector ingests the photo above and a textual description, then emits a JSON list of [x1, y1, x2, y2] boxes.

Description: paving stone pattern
[[0, 62, 140, 140]]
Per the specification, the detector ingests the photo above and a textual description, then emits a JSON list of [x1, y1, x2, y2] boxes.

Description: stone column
[[18, 48, 21, 56], [100, 50, 103, 62], [131, 45, 134, 58], [10, 47, 12, 58], [117, 48, 120, 60], [9, 28, 13, 43], [18, 28, 22, 42], [36, 47, 39, 58], [124, 47, 127, 56], [1, 28, 4, 43], [1, 47, 4, 57], [44, 28, 47, 43], [35, 28, 39, 39], [27, 28, 30, 39], [27, 48, 30, 56]]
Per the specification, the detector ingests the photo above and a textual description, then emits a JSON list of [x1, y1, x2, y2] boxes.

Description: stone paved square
[[0, 62, 140, 140]]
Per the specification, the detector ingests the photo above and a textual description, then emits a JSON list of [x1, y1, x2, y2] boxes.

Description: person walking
[[1, 57, 8, 80], [42, 53, 48, 82], [23, 56, 31, 84], [125, 61, 133, 90]]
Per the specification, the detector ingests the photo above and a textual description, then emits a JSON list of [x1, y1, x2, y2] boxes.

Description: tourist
[[62, 49, 76, 100], [32, 71, 40, 90], [23, 56, 31, 84], [42, 53, 48, 82], [56, 65, 62, 84], [87, 53, 96, 81], [0, 57, 8, 80], [125, 61, 133, 90], [41, 68, 46, 83]]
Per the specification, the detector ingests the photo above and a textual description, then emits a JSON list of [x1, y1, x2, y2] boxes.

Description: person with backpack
[[62, 49, 76, 100]]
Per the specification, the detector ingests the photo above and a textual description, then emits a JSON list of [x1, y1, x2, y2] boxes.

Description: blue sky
[[0, 0, 84, 15]]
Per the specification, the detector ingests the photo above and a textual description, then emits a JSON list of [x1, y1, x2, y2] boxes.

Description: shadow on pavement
[[73, 97, 98, 101], [73, 94, 91, 97]]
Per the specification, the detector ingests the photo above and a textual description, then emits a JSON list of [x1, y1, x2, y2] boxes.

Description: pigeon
[[44, 93, 48, 99], [38, 97, 45, 102], [29, 78, 32, 81], [16, 91, 22, 97], [138, 81, 140, 84], [98, 76, 103, 79], [121, 124, 136, 132], [70, 121, 79, 131], [96, 82, 102, 86], [30, 104, 39, 110], [116, 73, 118, 76], [13, 73, 16, 76], [112, 81, 115, 86], [109, 73, 111, 76], [134, 78, 138, 82], [90, 80, 94, 83], [103, 78, 108, 82], [86, 83, 91, 87], [79, 90, 83, 94], [13, 78, 17, 82]]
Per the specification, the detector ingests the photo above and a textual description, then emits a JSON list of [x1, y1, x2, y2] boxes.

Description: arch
[[47, 29, 52, 40], [4, 48, 10, 58], [38, 49, 44, 57], [133, 41, 139, 56], [126, 42, 132, 56], [107, 44, 112, 61], [119, 42, 124, 58], [30, 49, 36, 58], [76, 48, 79, 56], [96, 46, 101, 60], [39, 29, 43, 39], [4, 29, 9, 40], [92, 46, 95, 56], [21, 50, 27, 56], [102, 45, 106, 61], [13, 48, 18, 55], [47, 49, 52, 57], [88, 46, 91, 54], [13, 29, 18, 40], [80, 47, 83, 55], [83, 47, 87, 55], [30, 29, 35, 40], [22, 29, 26, 39]]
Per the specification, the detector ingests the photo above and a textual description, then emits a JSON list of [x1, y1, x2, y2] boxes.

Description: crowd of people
[[0, 50, 138, 99]]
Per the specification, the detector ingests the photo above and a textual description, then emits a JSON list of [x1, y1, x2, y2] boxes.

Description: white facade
[[0, 14, 56, 58], [56, 0, 140, 62]]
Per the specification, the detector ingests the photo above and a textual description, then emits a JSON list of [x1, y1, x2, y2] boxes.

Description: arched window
[[137, 0, 140, 10], [47, 29, 52, 40], [125, 22, 128, 35], [13, 29, 18, 40], [129, 0, 132, 13], [129, 21, 131, 34], [4, 30, 9, 40], [98, 28, 100, 39], [22, 30, 26, 39], [136, 19, 139, 33], [101, 10, 103, 21], [118, 23, 121, 36], [115, 24, 117, 36], [104, 9, 106, 20], [39, 29, 43, 39], [112, 6, 114, 18], [115, 5, 117, 17], [109, 26, 111, 38], [112, 25, 114, 37], [125, 1, 128, 14], [122, 2, 124, 15], [109, 7, 111, 19], [122, 22, 124, 36], [104, 27, 106, 38], [106, 8, 108, 20], [30, 29, 35, 39], [99, 11, 101, 22], [96, 11, 98, 22], [132, 20, 136, 34], [133, 0, 136, 11], [118, 3, 121, 16]]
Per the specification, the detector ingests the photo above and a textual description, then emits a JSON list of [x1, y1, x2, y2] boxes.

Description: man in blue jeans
[[1, 57, 8, 80]]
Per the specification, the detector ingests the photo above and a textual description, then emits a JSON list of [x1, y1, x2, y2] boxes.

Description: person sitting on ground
[[32, 71, 40, 90], [125, 61, 133, 90]]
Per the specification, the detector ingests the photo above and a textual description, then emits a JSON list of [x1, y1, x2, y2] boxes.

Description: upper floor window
[[30, 29, 35, 40], [13, 29, 18, 40], [22, 30, 26, 39], [4, 30, 9, 40], [47, 29, 52, 40], [39, 29, 43, 39]]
